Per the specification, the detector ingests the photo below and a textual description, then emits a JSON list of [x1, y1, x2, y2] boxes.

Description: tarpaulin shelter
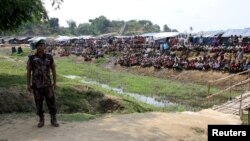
[[222, 29, 250, 37]]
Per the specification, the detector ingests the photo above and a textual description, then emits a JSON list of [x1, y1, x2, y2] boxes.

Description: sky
[[44, 0, 250, 32]]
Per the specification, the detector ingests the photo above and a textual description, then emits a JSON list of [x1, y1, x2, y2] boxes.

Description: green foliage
[[65, 58, 239, 109], [0, 0, 48, 31], [172, 29, 178, 32], [9, 15, 164, 36], [51, 0, 64, 10], [89, 16, 110, 35], [0, 0, 64, 32], [0, 59, 26, 87], [67, 20, 77, 35], [241, 114, 249, 125], [0, 88, 35, 113], [129, 20, 161, 33], [49, 17, 60, 31], [56, 57, 84, 76], [163, 24, 171, 32], [56, 86, 122, 113], [163, 24, 178, 32], [77, 23, 93, 35], [0, 0, 173, 34], [58, 113, 96, 121], [0, 84, 122, 114], [109, 20, 125, 33], [0, 52, 155, 114], [0, 48, 239, 112]]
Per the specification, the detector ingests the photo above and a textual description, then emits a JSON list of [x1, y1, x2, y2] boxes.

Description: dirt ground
[[0, 109, 241, 141]]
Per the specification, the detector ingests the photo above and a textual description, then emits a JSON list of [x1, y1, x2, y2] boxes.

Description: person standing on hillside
[[27, 39, 59, 128]]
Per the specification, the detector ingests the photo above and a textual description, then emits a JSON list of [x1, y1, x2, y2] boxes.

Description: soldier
[[27, 39, 59, 128]]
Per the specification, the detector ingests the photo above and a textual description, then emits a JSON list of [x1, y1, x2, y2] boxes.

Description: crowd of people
[[42, 34, 250, 73]]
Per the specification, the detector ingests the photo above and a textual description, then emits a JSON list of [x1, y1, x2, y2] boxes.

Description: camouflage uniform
[[27, 53, 57, 117]]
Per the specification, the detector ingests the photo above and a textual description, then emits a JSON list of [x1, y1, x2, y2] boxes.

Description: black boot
[[37, 116, 44, 128], [51, 115, 59, 127]]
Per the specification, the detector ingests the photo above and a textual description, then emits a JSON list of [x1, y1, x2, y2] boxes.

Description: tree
[[49, 18, 60, 31], [77, 23, 92, 35], [89, 16, 110, 35], [0, 0, 63, 31], [127, 20, 141, 31], [138, 20, 153, 27], [151, 24, 161, 32], [163, 24, 171, 32], [171, 29, 178, 32], [109, 20, 125, 32], [67, 20, 77, 35], [51, 0, 64, 9]]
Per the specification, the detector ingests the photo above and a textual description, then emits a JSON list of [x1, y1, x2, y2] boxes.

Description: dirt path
[[0, 109, 241, 141]]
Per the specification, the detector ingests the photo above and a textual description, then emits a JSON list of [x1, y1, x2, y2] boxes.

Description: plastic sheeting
[[153, 32, 180, 40], [194, 30, 224, 37], [222, 29, 250, 37], [28, 37, 47, 42], [54, 36, 71, 42], [78, 35, 93, 39], [141, 32, 158, 37], [141, 32, 180, 40]]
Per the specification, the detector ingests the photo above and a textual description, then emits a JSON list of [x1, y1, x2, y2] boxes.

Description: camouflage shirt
[[27, 54, 55, 88]]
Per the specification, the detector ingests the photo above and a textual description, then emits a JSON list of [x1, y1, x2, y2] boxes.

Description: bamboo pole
[[229, 77, 232, 100], [209, 69, 250, 84], [248, 71, 250, 91], [206, 78, 250, 99], [208, 82, 211, 96], [239, 92, 243, 118]]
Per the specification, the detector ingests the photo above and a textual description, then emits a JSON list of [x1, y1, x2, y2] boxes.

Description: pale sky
[[44, 0, 250, 32]]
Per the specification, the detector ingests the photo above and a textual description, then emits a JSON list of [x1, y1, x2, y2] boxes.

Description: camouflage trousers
[[33, 87, 57, 117]]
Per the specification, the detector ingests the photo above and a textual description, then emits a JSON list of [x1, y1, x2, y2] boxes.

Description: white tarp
[[194, 30, 224, 37], [28, 37, 47, 42], [141, 33, 158, 37], [222, 29, 250, 37], [78, 35, 93, 39], [242, 29, 250, 37], [153, 32, 180, 40], [114, 35, 131, 38], [54, 36, 71, 42]]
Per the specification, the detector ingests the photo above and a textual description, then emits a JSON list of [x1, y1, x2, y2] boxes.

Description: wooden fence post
[[248, 71, 250, 91], [207, 82, 211, 107], [229, 77, 232, 100], [208, 82, 210, 96], [239, 93, 243, 117]]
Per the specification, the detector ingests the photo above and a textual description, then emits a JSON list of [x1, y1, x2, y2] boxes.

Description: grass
[[0, 49, 165, 114], [58, 113, 97, 121], [241, 114, 249, 125], [74, 59, 205, 97], [80, 81, 168, 113], [56, 57, 238, 109], [0, 47, 248, 125], [0, 61, 26, 87], [0, 48, 241, 113]]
